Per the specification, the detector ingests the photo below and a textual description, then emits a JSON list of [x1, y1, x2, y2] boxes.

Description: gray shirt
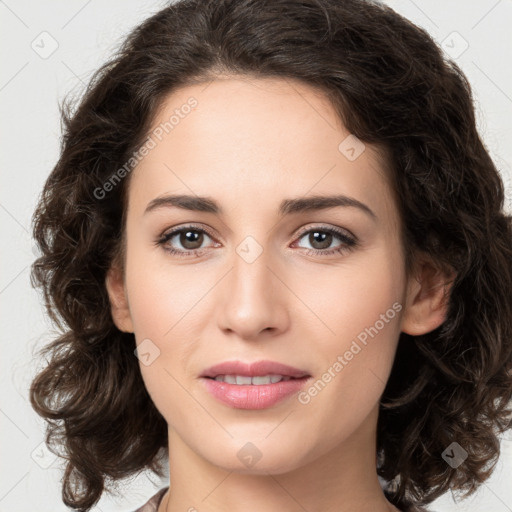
[[132, 487, 168, 512]]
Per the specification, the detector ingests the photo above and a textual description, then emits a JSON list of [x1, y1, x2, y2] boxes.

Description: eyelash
[[155, 223, 358, 259]]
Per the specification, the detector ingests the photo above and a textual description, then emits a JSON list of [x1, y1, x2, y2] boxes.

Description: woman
[[29, 0, 512, 511]]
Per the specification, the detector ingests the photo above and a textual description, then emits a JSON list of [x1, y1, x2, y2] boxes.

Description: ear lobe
[[400, 257, 455, 336], [105, 266, 134, 333]]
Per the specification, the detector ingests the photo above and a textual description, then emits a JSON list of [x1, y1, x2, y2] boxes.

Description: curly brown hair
[[29, 0, 512, 510]]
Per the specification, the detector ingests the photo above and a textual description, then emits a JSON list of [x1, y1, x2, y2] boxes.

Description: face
[[108, 76, 413, 475]]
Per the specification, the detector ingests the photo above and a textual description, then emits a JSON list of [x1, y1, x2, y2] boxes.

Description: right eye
[[157, 225, 219, 257]]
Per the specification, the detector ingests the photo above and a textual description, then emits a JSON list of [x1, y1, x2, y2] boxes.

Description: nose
[[216, 243, 290, 340]]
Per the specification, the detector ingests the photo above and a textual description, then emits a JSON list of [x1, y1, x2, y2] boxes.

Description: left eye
[[157, 225, 357, 257], [294, 228, 353, 251]]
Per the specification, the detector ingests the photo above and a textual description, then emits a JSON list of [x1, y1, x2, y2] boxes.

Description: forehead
[[128, 76, 396, 225]]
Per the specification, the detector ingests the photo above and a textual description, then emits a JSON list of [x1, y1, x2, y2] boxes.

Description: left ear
[[400, 254, 456, 336]]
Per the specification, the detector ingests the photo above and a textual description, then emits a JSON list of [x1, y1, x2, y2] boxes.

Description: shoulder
[[132, 487, 168, 512]]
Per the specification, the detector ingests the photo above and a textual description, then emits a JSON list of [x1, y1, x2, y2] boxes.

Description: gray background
[[1, 0, 511, 510]]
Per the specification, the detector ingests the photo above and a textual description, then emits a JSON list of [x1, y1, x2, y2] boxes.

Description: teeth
[[212, 374, 292, 385], [236, 375, 252, 385]]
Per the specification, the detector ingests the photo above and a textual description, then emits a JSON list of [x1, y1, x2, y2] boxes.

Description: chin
[[198, 436, 312, 475]]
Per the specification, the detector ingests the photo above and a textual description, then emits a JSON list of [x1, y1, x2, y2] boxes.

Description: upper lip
[[200, 360, 310, 379]]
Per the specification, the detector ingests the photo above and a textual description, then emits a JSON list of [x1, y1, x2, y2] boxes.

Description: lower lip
[[201, 377, 310, 409]]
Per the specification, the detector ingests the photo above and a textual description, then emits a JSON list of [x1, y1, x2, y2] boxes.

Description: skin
[[106, 76, 452, 512]]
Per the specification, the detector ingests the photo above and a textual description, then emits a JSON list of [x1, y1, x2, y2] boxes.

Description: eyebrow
[[144, 193, 377, 221]]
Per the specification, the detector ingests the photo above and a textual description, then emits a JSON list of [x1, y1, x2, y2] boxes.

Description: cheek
[[297, 244, 404, 348], [296, 246, 405, 406], [124, 240, 209, 339], [122, 244, 205, 404]]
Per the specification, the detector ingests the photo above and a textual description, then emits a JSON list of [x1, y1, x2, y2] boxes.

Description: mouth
[[200, 360, 311, 409]]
